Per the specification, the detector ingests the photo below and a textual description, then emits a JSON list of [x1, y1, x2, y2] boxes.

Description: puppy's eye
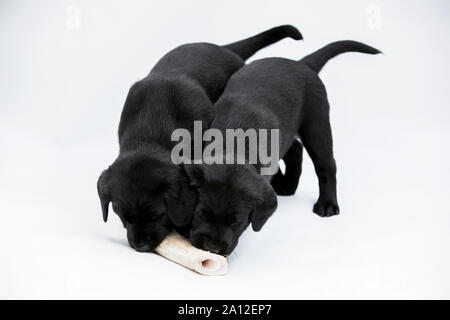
[[231, 220, 240, 227], [140, 214, 155, 223], [141, 212, 164, 223], [229, 217, 241, 227]]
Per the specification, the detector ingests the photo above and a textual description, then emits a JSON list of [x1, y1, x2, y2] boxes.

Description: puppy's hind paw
[[313, 201, 340, 217]]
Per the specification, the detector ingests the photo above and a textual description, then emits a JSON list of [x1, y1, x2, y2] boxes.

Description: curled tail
[[300, 40, 381, 73], [224, 25, 303, 61]]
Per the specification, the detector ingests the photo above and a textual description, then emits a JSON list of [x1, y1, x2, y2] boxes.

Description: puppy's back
[[215, 58, 317, 128], [150, 43, 244, 101]]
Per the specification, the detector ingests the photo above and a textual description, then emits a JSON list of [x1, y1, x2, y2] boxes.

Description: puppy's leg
[[271, 139, 303, 196], [300, 84, 339, 217]]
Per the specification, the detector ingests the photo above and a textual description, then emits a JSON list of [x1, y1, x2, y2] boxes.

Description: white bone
[[155, 231, 228, 276]]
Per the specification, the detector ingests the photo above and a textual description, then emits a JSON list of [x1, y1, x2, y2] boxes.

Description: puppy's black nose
[[129, 239, 151, 252], [135, 244, 151, 252], [203, 241, 221, 254]]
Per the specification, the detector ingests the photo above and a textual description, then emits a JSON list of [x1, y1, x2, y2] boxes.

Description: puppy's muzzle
[[129, 239, 152, 252]]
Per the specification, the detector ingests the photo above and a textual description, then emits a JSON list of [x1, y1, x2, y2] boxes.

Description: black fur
[[186, 163, 277, 255], [271, 139, 304, 196], [187, 40, 381, 255], [97, 25, 302, 252]]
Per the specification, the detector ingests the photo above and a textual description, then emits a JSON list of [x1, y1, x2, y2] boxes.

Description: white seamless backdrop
[[0, 0, 449, 299]]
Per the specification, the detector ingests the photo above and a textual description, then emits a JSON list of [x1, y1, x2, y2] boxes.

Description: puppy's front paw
[[313, 200, 340, 217], [271, 176, 297, 196], [273, 185, 297, 196]]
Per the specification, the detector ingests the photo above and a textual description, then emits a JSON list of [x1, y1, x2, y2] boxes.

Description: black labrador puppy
[[186, 41, 381, 255], [97, 25, 302, 252]]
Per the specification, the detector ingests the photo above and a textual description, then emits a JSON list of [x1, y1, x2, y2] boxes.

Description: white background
[[1, 0, 449, 299]]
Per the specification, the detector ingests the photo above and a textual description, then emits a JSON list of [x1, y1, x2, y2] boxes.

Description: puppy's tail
[[300, 40, 382, 73], [224, 25, 303, 61]]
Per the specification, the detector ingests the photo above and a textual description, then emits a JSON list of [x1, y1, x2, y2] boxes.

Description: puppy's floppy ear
[[251, 177, 277, 232], [97, 169, 111, 223], [166, 165, 199, 227]]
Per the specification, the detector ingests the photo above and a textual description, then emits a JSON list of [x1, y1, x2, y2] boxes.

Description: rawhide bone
[[155, 231, 228, 276]]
